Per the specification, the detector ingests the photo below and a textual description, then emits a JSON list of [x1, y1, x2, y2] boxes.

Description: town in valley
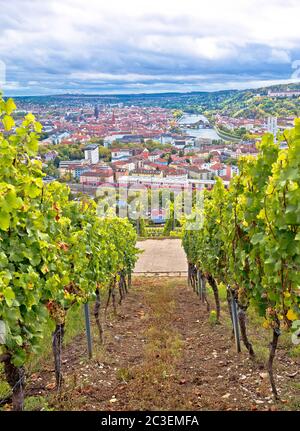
[[4, 84, 299, 225]]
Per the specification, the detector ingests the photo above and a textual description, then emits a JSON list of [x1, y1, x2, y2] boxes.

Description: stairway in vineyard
[[134, 239, 187, 276]]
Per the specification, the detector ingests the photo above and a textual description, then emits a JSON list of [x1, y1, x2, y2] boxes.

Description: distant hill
[[213, 83, 300, 119]]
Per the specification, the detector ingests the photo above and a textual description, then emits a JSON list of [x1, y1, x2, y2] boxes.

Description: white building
[[148, 153, 161, 162], [111, 149, 133, 162], [117, 175, 229, 190], [51, 132, 70, 144], [84, 144, 99, 164], [160, 134, 175, 145], [268, 90, 300, 98], [267, 117, 278, 141], [173, 137, 195, 149]]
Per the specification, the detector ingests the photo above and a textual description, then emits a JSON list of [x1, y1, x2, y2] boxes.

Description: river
[[184, 127, 221, 140], [178, 113, 221, 140]]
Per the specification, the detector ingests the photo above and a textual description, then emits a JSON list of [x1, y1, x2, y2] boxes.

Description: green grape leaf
[[3, 286, 15, 306], [12, 348, 27, 367], [0, 211, 10, 231]]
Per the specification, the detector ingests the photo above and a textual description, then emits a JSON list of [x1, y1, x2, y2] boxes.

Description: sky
[[1, 0, 300, 95]]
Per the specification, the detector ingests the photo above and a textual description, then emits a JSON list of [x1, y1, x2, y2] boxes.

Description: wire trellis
[[0, 373, 25, 408]]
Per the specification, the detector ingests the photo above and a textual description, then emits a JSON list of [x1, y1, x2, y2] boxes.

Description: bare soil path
[[134, 239, 187, 274]]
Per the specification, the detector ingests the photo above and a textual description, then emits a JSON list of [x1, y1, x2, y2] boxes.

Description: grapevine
[[0, 95, 138, 409], [182, 120, 300, 398]]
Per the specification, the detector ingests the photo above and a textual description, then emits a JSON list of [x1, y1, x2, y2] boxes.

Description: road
[[134, 238, 187, 275]]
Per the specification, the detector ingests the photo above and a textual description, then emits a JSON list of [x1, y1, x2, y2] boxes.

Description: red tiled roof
[[81, 171, 113, 178], [210, 163, 224, 171]]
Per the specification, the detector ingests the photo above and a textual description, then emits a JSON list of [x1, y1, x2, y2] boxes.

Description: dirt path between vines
[[27, 277, 300, 411]]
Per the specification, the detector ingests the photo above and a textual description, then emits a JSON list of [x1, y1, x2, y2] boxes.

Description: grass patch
[[208, 283, 299, 361], [0, 302, 87, 410], [116, 367, 134, 383], [24, 395, 53, 411], [119, 278, 185, 409], [216, 282, 227, 301], [208, 310, 218, 325], [0, 371, 10, 407], [289, 344, 300, 358], [28, 303, 85, 373]]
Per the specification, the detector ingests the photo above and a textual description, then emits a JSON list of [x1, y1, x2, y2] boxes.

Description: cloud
[[269, 49, 291, 64], [0, 0, 300, 95]]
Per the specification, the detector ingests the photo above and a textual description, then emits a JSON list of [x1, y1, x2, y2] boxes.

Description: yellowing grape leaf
[[0, 211, 10, 231], [287, 309, 298, 321], [5, 98, 16, 115], [2, 115, 14, 131]]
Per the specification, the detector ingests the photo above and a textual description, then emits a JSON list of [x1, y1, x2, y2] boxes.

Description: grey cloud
[[0, 0, 300, 95]]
